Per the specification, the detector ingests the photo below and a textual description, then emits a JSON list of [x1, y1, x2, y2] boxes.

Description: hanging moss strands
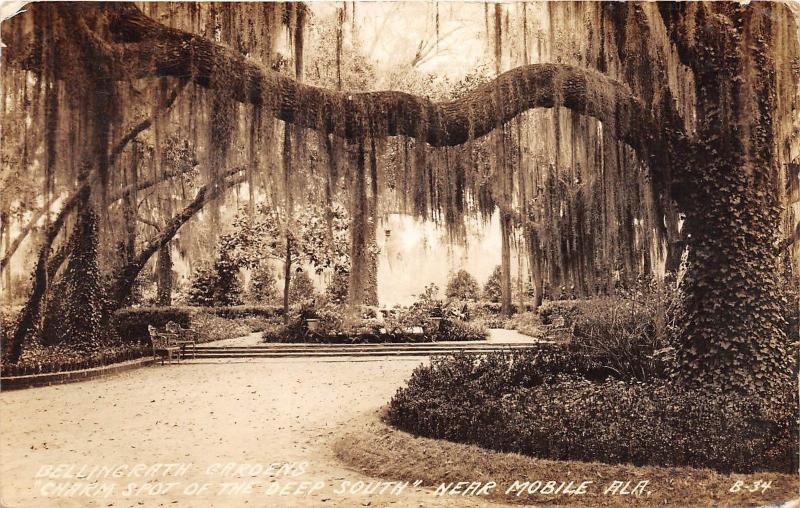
[[2, 2, 798, 397]]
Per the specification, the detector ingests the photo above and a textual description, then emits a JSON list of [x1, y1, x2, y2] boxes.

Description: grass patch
[[334, 410, 800, 507]]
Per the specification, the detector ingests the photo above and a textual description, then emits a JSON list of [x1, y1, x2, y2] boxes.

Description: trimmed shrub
[[113, 305, 282, 344], [189, 313, 270, 343], [2, 342, 152, 377], [288, 270, 316, 305], [438, 319, 488, 341], [387, 351, 797, 474], [325, 271, 349, 304], [445, 270, 480, 301], [186, 255, 244, 307], [185, 265, 218, 306], [262, 302, 489, 344]]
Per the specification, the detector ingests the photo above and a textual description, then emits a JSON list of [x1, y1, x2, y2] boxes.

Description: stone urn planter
[[429, 317, 443, 339], [306, 318, 320, 333]]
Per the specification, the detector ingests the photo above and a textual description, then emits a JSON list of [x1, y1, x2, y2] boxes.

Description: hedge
[[113, 306, 194, 344], [112, 305, 282, 344]]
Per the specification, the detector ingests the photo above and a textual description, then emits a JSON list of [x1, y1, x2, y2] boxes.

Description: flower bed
[[262, 317, 487, 344], [262, 301, 488, 344]]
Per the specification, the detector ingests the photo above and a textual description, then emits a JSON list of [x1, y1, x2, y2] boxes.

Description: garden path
[[0, 358, 497, 508]]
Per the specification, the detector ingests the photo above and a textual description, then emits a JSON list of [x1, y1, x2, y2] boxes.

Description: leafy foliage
[[113, 306, 193, 344], [506, 312, 543, 338], [445, 269, 480, 301], [249, 264, 279, 303], [186, 250, 244, 307], [112, 305, 281, 344], [570, 298, 673, 382], [325, 271, 349, 304], [225, 201, 351, 276], [288, 270, 316, 305], [483, 265, 502, 303], [187, 240, 244, 307]]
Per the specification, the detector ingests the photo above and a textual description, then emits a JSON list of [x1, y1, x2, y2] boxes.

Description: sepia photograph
[[1, 1, 799, 506]]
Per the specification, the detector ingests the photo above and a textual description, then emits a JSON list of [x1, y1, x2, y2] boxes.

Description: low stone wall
[[1, 357, 156, 391]]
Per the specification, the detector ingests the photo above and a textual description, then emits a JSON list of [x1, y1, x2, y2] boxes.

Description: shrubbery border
[[1, 357, 155, 391], [334, 410, 800, 507]]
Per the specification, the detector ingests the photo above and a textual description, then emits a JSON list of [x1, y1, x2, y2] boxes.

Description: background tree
[[483, 266, 502, 304], [249, 264, 279, 304], [288, 270, 317, 306], [186, 248, 244, 307]]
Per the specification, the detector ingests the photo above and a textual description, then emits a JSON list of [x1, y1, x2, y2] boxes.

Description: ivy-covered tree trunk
[[55, 206, 106, 351], [670, 4, 794, 396]]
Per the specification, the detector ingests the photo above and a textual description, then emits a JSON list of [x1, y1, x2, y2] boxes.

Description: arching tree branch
[[109, 167, 246, 306], [4, 4, 687, 167]]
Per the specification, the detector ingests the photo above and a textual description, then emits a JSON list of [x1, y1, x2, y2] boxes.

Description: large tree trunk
[[348, 143, 369, 308], [525, 229, 545, 311], [43, 204, 105, 350], [155, 242, 172, 306], [499, 211, 513, 317], [283, 238, 292, 325], [667, 3, 794, 396], [4, 179, 90, 362]]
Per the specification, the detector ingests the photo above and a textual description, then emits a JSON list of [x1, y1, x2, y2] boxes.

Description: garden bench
[[148, 325, 181, 365], [165, 321, 197, 359]]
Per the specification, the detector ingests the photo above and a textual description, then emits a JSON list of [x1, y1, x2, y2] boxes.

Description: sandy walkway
[[1, 358, 495, 508]]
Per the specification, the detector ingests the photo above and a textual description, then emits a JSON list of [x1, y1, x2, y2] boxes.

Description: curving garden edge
[[1, 357, 156, 391], [332, 409, 800, 507]]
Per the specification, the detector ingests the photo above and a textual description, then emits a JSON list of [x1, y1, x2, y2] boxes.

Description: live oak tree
[[2, 2, 798, 398]]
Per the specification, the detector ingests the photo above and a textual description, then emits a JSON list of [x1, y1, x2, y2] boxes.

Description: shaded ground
[[0, 358, 493, 508]]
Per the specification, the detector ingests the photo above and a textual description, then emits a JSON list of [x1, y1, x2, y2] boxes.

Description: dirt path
[[0, 358, 496, 508]]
